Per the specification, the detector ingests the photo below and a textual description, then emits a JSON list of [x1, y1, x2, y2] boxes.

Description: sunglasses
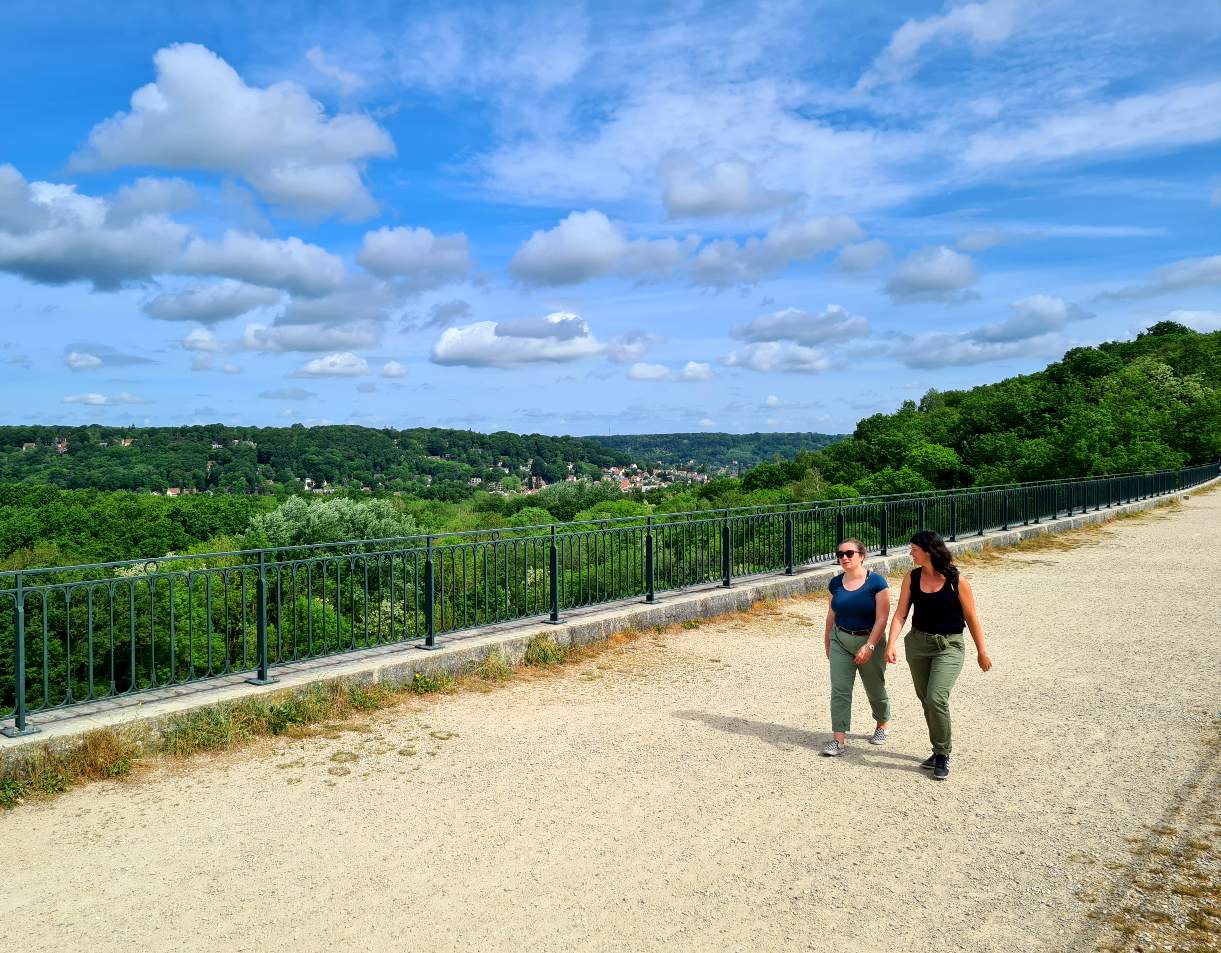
[[835, 550, 862, 559]]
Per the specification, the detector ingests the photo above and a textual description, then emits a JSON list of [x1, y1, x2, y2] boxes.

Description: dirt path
[[2, 494, 1219, 953]]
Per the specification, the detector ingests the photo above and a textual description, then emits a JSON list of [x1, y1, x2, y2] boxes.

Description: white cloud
[[857, 0, 1021, 92], [381, 360, 408, 378], [73, 43, 394, 218], [431, 313, 605, 367], [356, 226, 471, 289], [259, 387, 316, 400], [306, 46, 366, 95], [180, 231, 346, 297], [834, 239, 891, 272], [956, 231, 1007, 253], [765, 394, 780, 408], [732, 305, 870, 345], [627, 361, 713, 382], [65, 351, 103, 370], [724, 341, 833, 374], [662, 158, 791, 218], [973, 295, 1090, 342], [143, 280, 281, 324], [1154, 309, 1221, 332], [242, 322, 384, 353], [885, 246, 978, 302], [894, 331, 1063, 369], [508, 209, 686, 286], [604, 330, 658, 364], [495, 313, 589, 340], [182, 328, 223, 353], [965, 80, 1221, 169], [690, 215, 863, 288], [296, 352, 370, 377], [1103, 254, 1221, 301], [63, 392, 148, 406], [105, 177, 195, 226]]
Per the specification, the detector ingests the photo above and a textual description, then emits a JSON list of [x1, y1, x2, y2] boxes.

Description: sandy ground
[[1, 493, 1219, 953]]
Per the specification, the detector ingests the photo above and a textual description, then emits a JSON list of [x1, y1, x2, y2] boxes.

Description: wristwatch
[[863, 643, 875, 652]]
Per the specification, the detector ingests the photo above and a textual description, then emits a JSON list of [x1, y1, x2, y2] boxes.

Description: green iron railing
[[2, 460, 1217, 736]]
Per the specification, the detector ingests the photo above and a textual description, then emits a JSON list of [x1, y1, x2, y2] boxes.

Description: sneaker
[[932, 754, 950, 780], [821, 739, 847, 757], [919, 752, 937, 770], [868, 727, 890, 746]]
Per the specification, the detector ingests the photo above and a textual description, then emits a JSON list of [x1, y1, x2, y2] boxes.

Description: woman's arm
[[855, 586, 891, 666], [885, 573, 912, 664], [824, 601, 836, 659], [958, 576, 992, 671]]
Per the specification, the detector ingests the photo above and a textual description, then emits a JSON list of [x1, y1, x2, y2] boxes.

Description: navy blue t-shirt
[[828, 571, 888, 632]]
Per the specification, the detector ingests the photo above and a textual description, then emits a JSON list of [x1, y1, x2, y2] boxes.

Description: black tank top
[[910, 567, 965, 634]]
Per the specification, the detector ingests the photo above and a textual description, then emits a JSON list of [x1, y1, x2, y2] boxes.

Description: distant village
[[19, 436, 725, 496]]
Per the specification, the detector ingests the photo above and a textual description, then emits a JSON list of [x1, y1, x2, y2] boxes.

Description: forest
[[587, 432, 842, 469]]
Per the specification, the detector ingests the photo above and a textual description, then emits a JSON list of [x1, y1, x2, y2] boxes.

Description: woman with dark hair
[[885, 530, 991, 780], [821, 538, 891, 757]]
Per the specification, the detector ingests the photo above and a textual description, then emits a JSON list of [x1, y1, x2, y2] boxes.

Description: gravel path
[[2, 493, 1219, 953]]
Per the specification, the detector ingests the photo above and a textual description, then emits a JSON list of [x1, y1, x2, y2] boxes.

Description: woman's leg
[[923, 637, 966, 755], [828, 629, 858, 740], [905, 633, 934, 746], [856, 640, 891, 727]]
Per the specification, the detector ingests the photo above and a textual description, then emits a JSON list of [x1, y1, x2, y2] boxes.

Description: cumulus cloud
[[1102, 254, 1221, 301], [180, 231, 346, 297], [627, 361, 713, 382], [242, 321, 384, 353], [73, 44, 394, 218], [662, 158, 791, 218], [143, 280, 281, 324], [105, 177, 195, 226], [495, 313, 589, 340], [259, 387, 316, 400], [690, 215, 863, 288], [65, 351, 103, 370], [731, 305, 870, 346], [432, 312, 606, 367], [381, 360, 408, 378], [0, 166, 187, 290], [857, 0, 1021, 92], [509, 209, 688, 286], [356, 226, 471, 289], [972, 295, 1090, 342], [894, 331, 1061, 369], [63, 392, 149, 406], [295, 352, 370, 377], [182, 328, 224, 353], [724, 342, 833, 374], [834, 239, 891, 272], [885, 246, 978, 303]]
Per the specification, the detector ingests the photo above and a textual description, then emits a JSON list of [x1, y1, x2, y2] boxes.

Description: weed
[[470, 651, 512, 682], [524, 633, 568, 666], [680, 620, 700, 630], [411, 671, 453, 694], [0, 778, 27, 808]]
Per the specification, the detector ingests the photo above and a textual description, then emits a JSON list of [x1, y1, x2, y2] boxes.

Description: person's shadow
[[672, 710, 927, 775]]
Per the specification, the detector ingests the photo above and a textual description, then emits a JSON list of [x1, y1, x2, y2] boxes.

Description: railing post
[[976, 492, 984, 536], [422, 537, 436, 648], [918, 499, 926, 531], [3, 572, 38, 737], [548, 525, 560, 623], [645, 517, 656, 601], [879, 504, 888, 556], [1177, 467, 1183, 491], [783, 505, 795, 574], [1001, 491, 1009, 531], [835, 507, 845, 544], [246, 552, 277, 686], [721, 515, 732, 588], [949, 496, 957, 541]]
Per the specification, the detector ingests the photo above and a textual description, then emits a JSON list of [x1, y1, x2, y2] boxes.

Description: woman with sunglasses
[[886, 530, 992, 780], [821, 539, 891, 757]]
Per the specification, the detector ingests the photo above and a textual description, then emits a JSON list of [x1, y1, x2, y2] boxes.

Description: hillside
[[587, 432, 842, 470]]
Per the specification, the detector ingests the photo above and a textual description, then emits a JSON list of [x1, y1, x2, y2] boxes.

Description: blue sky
[[1, 0, 1219, 435]]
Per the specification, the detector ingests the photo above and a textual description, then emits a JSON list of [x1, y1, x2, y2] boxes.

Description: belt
[[837, 626, 871, 637]]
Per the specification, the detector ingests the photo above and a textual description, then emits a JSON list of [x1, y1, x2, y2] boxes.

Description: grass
[[524, 633, 568, 666]]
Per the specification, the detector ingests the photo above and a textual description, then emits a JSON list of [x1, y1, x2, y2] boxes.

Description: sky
[[1, 0, 1219, 437]]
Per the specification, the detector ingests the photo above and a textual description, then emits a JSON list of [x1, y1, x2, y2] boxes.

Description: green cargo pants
[[829, 625, 891, 733], [904, 628, 965, 755]]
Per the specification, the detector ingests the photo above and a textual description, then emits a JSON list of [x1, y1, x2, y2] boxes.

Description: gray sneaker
[[821, 739, 847, 757], [868, 727, 890, 746]]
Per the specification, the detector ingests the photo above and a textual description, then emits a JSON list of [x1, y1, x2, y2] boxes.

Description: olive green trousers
[[904, 628, 966, 756], [828, 625, 890, 733]]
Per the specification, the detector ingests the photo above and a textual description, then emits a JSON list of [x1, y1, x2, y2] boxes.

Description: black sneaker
[[932, 754, 950, 780], [919, 752, 936, 770]]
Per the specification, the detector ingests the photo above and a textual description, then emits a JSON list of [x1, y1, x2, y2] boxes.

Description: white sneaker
[[821, 739, 847, 757], [868, 727, 890, 746]]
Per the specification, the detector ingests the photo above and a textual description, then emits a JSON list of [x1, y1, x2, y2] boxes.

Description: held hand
[[885, 646, 897, 665], [977, 650, 993, 672]]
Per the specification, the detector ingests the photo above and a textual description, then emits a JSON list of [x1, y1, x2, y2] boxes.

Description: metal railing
[[2, 460, 1217, 736]]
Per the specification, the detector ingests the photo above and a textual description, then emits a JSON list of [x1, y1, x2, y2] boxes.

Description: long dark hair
[[909, 530, 959, 580]]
